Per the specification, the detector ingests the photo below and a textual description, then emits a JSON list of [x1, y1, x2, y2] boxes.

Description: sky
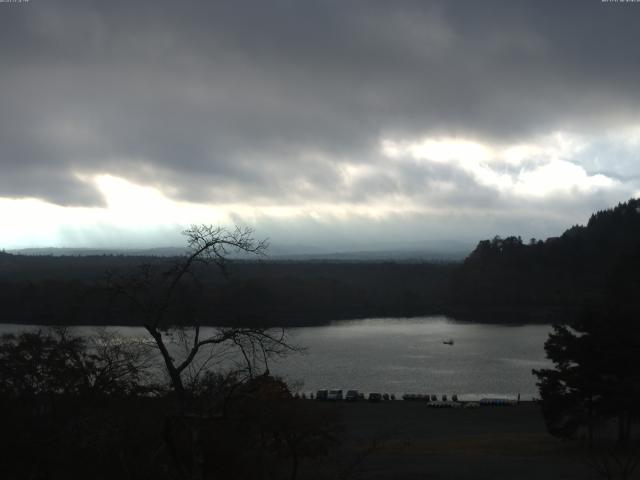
[[1, 0, 640, 253]]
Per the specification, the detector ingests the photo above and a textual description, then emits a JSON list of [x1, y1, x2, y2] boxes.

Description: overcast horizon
[[2, 0, 640, 251]]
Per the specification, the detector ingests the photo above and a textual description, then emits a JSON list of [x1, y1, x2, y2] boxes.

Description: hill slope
[[452, 198, 640, 319]]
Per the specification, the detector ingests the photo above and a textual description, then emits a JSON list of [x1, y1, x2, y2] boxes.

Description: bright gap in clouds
[[381, 132, 618, 197], [0, 130, 631, 250], [0, 174, 421, 249], [0, 175, 224, 248]]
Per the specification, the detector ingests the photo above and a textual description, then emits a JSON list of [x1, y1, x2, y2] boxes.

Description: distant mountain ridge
[[8, 246, 469, 262], [7, 247, 188, 257]]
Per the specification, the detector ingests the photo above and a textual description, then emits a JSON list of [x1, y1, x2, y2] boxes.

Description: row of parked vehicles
[[402, 393, 458, 402], [315, 389, 396, 402], [315, 390, 467, 403], [309, 390, 516, 407]]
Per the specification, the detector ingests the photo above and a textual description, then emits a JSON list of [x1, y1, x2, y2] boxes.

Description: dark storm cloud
[[1, 0, 639, 206]]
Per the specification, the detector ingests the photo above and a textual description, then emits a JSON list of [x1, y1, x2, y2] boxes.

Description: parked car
[[345, 390, 360, 402], [316, 389, 328, 401], [368, 392, 382, 402], [327, 389, 343, 401]]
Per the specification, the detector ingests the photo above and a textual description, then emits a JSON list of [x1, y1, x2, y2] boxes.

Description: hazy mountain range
[[7, 243, 471, 262]]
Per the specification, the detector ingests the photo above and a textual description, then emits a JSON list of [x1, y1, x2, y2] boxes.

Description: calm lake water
[[0, 316, 551, 400]]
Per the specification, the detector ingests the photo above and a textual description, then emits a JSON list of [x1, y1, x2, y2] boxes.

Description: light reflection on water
[[0, 316, 551, 400], [273, 317, 552, 400]]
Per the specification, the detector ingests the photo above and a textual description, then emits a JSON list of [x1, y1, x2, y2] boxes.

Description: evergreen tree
[[533, 308, 640, 446]]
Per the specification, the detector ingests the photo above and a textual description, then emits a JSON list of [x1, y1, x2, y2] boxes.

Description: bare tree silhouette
[[107, 225, 298, 397]]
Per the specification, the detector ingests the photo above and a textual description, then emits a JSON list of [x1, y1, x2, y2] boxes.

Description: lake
[[0, 316, 551, 400]]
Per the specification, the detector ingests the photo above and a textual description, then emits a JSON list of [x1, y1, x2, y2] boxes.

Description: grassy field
[[306, 402, 605, 480]]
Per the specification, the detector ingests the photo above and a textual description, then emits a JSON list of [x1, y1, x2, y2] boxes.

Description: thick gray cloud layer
[[1, 0, 640, 246]]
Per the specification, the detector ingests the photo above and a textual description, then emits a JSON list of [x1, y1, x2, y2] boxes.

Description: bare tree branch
[[105, 224, 298, 399]]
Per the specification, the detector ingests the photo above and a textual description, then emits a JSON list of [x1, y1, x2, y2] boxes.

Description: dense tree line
[[451, 198, 640, 321], [0, 254, 455, 327], [3, 199, 640, 326]]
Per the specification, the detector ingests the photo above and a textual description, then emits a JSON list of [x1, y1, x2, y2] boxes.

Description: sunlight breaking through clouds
[[0, 124, 635, 250], [2, 1, 640, 250], [0, 174, 424, 248], [381, 132, 618, 198]]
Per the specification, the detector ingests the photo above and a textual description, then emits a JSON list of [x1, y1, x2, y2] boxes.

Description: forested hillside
[[0, 254, 454, 326], [452, 198, 640, 319], [2, 199, 640, 326]]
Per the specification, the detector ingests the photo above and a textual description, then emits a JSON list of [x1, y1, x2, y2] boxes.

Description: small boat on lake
[[443, 339, 454, 345]]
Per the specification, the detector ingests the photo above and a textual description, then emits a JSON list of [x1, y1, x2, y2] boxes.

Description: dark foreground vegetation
[[1, 227, 357, 480], [0, 328, 344, 480], [532, 302, 640, 479], [3, 200, 640, 478], [3, 327, 639, 480], [4, 199, 640, 327], [4, 326, 640, 480]]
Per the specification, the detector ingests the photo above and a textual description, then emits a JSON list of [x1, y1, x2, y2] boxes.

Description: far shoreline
[[0, 310, 563, 329]]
